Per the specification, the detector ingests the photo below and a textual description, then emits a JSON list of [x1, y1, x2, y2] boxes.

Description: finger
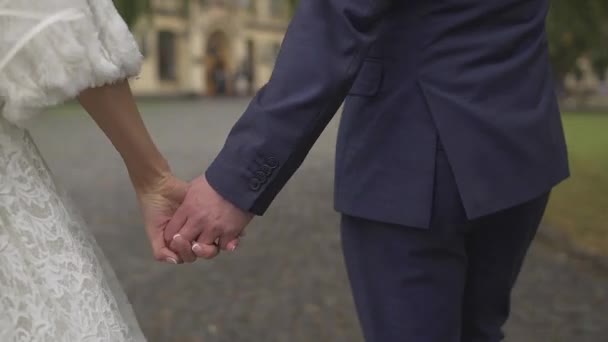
[[192, 227, 222, 259], [222, 237, 240, 252], [149, 226, 181, 264], [198, 224, 221, 245], [164, 205, 188, 243], [171, 233, 197, 263], [192, 242, 220, 259], [219, 234, 241, 251], [159, 247, 181, 265], [174, 215, 206, 244]]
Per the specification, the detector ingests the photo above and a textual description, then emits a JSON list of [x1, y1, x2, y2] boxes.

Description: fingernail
[[166, 257, 178, 264], [192, 243, 202, 253], [230, 243, 238, 252], [173, 234, 182, 241]]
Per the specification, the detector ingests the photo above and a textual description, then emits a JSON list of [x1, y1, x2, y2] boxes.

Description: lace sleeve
[[0, 0, 142, 125]]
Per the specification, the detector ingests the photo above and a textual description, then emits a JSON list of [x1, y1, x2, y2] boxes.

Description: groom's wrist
[[205, 160, 260, 215]]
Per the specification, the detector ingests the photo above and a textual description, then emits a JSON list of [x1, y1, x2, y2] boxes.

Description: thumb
[[158, 247, 180, 265]]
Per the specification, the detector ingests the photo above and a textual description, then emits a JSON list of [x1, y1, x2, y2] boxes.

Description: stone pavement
[[29, 99, 608, 342]]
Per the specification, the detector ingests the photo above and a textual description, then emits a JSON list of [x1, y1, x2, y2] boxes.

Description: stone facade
[[130, 0, 289, 96]]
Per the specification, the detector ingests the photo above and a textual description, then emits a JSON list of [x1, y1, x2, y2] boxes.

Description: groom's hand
[[164, 175, 253, 262]]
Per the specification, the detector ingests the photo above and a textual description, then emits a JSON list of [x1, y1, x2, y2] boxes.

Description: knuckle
[[195, 213, 209, 225], [215, 223, 229, 233], [210, 225, 221, 235]]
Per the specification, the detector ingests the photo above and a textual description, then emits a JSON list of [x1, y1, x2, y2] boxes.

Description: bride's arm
[[78, 81, 188, 264], [0, 0, 187, 263], [77, 81, 169, 192]]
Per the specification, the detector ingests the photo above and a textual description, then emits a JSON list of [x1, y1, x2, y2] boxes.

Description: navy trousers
[[341, 149, 550, 342]]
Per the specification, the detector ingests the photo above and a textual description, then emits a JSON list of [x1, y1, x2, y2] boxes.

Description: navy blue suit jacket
[[206, 0, 569, 228]]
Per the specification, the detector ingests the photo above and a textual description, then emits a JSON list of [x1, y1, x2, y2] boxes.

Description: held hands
[[163, 175, 254, 263], [137, 173, 251, 264]]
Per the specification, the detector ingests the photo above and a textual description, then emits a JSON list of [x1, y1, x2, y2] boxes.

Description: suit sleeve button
[[249, 178, 262, 191], [259, 165, 273, 177], [254, 170, 269, 183], [264, 157, 279, 169]]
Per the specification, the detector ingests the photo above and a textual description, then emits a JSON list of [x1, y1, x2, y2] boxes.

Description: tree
[[546, 0, 608, 87], [587, 1, 608, 81]]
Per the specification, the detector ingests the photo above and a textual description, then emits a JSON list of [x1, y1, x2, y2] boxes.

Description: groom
[[164, 0, 569, 341]]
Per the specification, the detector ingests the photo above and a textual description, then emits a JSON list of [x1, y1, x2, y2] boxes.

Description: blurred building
[[130, 0, 290, 97]]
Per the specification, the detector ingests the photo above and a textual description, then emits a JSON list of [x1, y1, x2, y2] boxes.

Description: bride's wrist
[[127, 158, 172, 193]]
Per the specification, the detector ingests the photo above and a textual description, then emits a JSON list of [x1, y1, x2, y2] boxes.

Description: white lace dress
[[0, 1, 147, 341]]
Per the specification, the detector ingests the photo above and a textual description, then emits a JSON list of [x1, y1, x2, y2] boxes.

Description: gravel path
[[28, 99, 608, 342]]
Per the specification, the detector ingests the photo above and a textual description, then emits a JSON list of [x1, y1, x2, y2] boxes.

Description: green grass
[[545, 112, 608, 255]]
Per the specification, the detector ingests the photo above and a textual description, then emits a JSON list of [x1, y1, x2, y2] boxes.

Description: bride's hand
[[135, 173, 189, 264]]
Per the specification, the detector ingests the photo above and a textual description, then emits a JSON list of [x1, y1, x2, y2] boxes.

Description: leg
[[340, 147, 471, 342], [461, 193, 550, 342], [341, 215, 467, 342]]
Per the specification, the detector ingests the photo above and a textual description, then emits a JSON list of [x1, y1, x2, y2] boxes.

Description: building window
[[158, 31, 177, 81]]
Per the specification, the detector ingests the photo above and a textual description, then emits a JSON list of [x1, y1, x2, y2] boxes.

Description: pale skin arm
[[77, 80, 185, 264], [78, 81, 167, 189]]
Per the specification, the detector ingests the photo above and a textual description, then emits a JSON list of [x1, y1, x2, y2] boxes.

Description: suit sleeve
[[206, 0, 392, 215]]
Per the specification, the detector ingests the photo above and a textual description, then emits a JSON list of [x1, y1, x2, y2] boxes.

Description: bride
[[0, 0, 189, 340]]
